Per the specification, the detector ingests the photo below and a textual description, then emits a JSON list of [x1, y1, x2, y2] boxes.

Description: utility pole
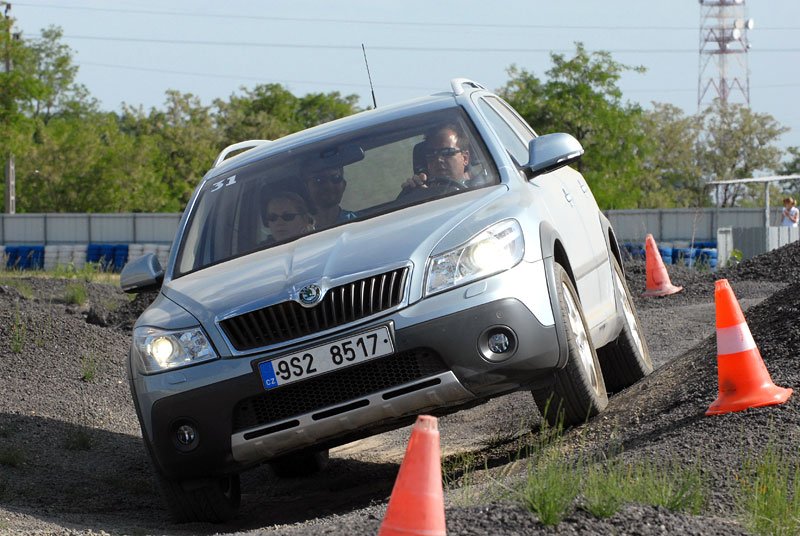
[[2, 1, 15, 214], [698, 0, 753, 110]]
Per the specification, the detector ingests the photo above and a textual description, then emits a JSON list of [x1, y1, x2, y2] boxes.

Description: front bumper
[[138, 261, 563, 480]]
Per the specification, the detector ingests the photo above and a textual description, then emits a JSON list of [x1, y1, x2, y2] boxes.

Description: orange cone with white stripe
[[642, 234, 683, 297], [378, 415, 446, 536], [706, 279, 792, 416]]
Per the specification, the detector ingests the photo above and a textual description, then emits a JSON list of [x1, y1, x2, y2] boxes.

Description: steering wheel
[[426, 176, 464, 191]]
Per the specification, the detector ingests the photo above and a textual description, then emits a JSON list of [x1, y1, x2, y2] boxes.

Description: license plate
[[258, 326, 394, 390]]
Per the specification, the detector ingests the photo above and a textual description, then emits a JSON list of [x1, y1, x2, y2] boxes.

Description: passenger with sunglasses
[[264, 191, 315, 243], [305, 166, 357, 229], [401, 124, 472, 192]]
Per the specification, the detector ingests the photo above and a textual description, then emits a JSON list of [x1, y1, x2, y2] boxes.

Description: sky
[[7, 0, 800, 152]]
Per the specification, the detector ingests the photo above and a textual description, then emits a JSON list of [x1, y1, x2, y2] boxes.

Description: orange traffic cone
[[642, 234, 683, 297], [378, 415, 446, 536], [706, 279, 792, 416]]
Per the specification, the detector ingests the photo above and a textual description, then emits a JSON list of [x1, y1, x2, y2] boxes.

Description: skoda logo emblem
[[298, 284, 322, 306]]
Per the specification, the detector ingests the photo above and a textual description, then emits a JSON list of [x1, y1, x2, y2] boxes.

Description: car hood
[[163, 186, 509, 326]]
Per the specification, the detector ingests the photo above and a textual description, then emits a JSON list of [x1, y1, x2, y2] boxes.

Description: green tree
[[214, 83, 360, 143], [121, 91, 220, 208], [639, 103, 704, 207], [698, 100, 787, 207], [500, 43, 648, 209]]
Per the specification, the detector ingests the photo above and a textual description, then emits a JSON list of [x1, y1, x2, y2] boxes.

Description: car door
[[473, 95, 609, 325]]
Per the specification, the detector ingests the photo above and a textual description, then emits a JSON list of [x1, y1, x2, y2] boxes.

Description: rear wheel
[[270, 448, 330, 478], [532, 262, 608, 427], [597, 256, 653, 392]]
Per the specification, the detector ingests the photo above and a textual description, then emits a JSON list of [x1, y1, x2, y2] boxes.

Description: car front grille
[[232, 348, 447, 433], [220, 267, 409, 352]]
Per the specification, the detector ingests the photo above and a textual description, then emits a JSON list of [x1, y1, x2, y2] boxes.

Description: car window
[[175, 107, 500, 277], [476, 97, 534, 166]]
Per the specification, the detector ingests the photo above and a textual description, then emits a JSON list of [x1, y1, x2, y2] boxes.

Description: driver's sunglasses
[[310, 172, 345, 185], [267, 212, 300, 222], [425, 147, 463, 160]]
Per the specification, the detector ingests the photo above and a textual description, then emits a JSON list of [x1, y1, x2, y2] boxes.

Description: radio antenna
[[361, 43, 377, 109]]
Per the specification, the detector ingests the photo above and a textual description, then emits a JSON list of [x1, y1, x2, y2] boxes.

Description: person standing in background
[[781, 197, 799, 227]]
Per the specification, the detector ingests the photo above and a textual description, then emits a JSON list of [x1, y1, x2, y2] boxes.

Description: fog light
[[479, 326, 518, 362], [173, 421, 199, 452], [488, 332, 510, 353]]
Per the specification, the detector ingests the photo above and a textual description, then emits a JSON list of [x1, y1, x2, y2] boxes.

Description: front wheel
[[532, 262, 608, 427], [155, 471, 241, 523], [597, 256, 653, 393]]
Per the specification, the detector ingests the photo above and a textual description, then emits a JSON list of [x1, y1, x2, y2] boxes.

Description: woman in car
[[264, 191, 315, 243]]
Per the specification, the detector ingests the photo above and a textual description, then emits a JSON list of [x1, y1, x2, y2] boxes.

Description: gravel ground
[[0, 244, 797, 535]]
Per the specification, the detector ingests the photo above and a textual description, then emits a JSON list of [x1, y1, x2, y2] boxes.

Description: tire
[[270, 448, 330, 478], [532, 262, 608, 427], [139, 431, 240, 523], [597, 255, 653, 393], [155, 471, 241, 523]]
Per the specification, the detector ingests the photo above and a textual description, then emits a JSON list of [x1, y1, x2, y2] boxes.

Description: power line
[[59, 34, 800, 54], [79, 60, 798, 95], [79, 61, 438, 92], [13, 1, 800, 31]]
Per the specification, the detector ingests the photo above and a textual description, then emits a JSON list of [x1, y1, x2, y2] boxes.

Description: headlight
[[426, 219, 524, 296], [133, 326, 218, 374]]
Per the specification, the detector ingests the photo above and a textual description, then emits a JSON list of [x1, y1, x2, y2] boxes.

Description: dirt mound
[[717, 239, 800, 283], [624, 259, 784, 309], [577, 278, 800, 517]]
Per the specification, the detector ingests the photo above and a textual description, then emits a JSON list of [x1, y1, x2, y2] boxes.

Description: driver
[[401, 124, 471, 191]]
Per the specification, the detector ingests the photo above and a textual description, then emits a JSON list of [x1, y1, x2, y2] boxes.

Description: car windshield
[[174, 107, 500, 277]]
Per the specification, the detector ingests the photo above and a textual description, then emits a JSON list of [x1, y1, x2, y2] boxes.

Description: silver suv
[[121, 78, 651, 523]]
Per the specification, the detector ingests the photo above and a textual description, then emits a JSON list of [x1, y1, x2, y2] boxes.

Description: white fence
[[0, 208, 790, 246], [604, 207, 784, 243], [0, 213, 181, 244]]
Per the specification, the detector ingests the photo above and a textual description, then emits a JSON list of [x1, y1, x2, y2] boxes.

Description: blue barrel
[[28, 245, 44, 270], [87, 244, 103, 263], [672, 247, 698, 267], [697, 248, 718, 269], [658, 246, 673, 265], [5, 245, 19, 269], [113, 244, 129, 272]]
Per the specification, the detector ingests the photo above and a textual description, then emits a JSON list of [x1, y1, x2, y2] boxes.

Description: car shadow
[[0, 412, 401, 534]]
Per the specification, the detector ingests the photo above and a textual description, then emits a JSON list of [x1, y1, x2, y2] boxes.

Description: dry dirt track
[[0, 245, 799, 535]]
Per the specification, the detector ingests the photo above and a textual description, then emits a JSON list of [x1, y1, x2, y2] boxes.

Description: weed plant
[[0, 276, 33, 299], [64, 282, 88, 306], [0, 447, 25, 468], [64, 429, 93, 451], [10, 307, 25, 353], [81, 354, 98, 382], [737, 443, 800, 536]]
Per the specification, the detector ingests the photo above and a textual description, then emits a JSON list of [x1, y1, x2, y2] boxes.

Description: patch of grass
[[627, 458, 707, 515], [0, 447, 25, 468], [80, 353, 98, 382], [737, 443, 800, 536], [442, 450, 482, 506], [0, 276, 33, 299], [10, 307, 26, 353], [64, 429, 93, 451], [64, 282, 88, 305], [581, 458, 628, 518], [520, 449, 580, 525]]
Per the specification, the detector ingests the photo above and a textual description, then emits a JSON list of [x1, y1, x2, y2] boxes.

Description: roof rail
[[450, 78, 487, 96], [212, 140, 271, 168]]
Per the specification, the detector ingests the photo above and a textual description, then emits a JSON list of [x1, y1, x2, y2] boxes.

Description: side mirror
[[120, 253, 164, 294], [526, 133, 584, 178]]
